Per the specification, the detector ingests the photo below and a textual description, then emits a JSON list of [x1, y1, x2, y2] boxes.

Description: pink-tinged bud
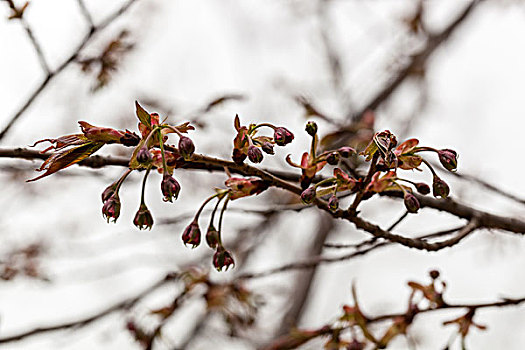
[[432, 176, 450, 199], [273, 127, 294, 146], [102, 195, 121, 223], [232, 148, 247, 165], [415, 182, 430, 195], [438, 149, 458, 172], [247, 145, 263, 163], [403, 192, 420, 213], [161, 173, 181, 202], [337, 146, 355, 158], [261, 142, 274, 155], [206, 224, 220, 248], [101, 183, 117, 203], [305, 121, 317, 136], [301, 187, 316, 204], [213, 247, 235, 271], [182, 219, 201, 248], [178, 136, 195, 160], [136, 147, 152, 164], [326, 152, 340, 165], [328, 195, 339, 212], [120, 131, 140, 147], [133, 203, 154, 230]]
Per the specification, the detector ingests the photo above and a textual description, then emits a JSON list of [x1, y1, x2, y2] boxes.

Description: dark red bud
[[261, 142, 274, 155], [432, 176, 450, 199], [136, 146, 152, 164], [206, 224, 220, 249], [101, 183, 116, 203], [213, 246, 235, 271], [161, 173, 181, 202], [273, 127, 294, 146], [232, 148, 247, 165], [133, 203, 154, 230], [178, 136, 195, 160], [326, 152, 340, 165], [300, 175, 312, 190], [415, 182, 430, 195], [247, 145, 263, 163], [182, 219, 201, 248], [403, 192, 420, 213], [429, 270, 440, 279], [102, 194, 121, 223], [305, 121, 318, 136], [301, 187, 316, 204], [337, 146, 355, 158], [438, 149, 458, 172], [120, 131, 140, 147], [328, 195, 339, 212]]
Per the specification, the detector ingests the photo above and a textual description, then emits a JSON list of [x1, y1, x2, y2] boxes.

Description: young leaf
[[135, 101, 151, 127]]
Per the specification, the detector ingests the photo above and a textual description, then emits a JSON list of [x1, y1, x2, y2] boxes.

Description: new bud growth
[[415, 182, 430, 195], [102, 194, 121, 223], [432, 176, 450, 198], [101, 183, 116, 203], [438, 149, 458, 172], [403, 192, 420, 213], [301, 187, 316, 204], [182, 219, 201, 248], [213, 246, 235, 271], [133, 203, 154, 230], [161, 173, 181, 202], [328, 195, 339, 212], [429, 270, 440, 279], [247, 145, 263, 163], [261, 142, 274, 155], [337, 146, 355, 158], [120, 131, 140, 147], [206, 224, 220, 249], [178, 136, 195, 160], [273, 127, 294, 146], [136, 147, 152, 164], [305, 121, 318, 136], [326, 152, 340, 165]]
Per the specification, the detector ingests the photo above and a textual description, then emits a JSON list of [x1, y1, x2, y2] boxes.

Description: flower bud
[[438, 149, 458, 172], [161, 173, 181, 202], [337, 146, 355, 158], [136, 147, 152, 164], [273, 127, 294, 146], [305, 121, 317, 136], [101, 183, 116, 203], [432, 176, 450, 198], [328, 195, 339, 212], [300, 175, 312, 190], [415, 182, 430, 195], [133, 203, 154, 230], [206, 224, 220, 249], [232, 148, 247, 165], [261, 142, 274, 155], [247, 145, 263, 163], [120, 131, 140, 147], [301, 187, 316, 204], [102, 194, 121, 223], [403, 192, 420, 213], [182, 219, 201, 248], [178, 136, 195, 160], [213, 247, 235, 271], [429, 270, 440, 279], [326, 152, 340, 165]]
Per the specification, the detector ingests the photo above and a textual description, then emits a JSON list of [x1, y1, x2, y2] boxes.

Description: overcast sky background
[[1, 0, 525, 349]]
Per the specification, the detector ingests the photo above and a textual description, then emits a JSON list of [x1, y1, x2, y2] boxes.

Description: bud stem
[[115, 168, 132, 193], [195, 191, 228, 221], [251, 123, 276, 132], [421, 158, 438, 177], [140, 167, 152, 205], [157, 130, 168, 173], [217, 195, 231, 243]]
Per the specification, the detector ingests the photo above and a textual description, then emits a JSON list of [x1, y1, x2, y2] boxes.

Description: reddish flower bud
[[232, 148, 247, 164], [273, 127, 294, 146], [305, 121, 318, 136], [261, 142, 274, 155], [326, 152, 340, 165], [328, 195, 339, 212], [337, 146, 355, 158], [301, 187, 316, 204], [432, 176, 450, 198], [101, 183, 116, 203], [133, 203, 154, 230], [102, 194, 120, 223], [438, 149, 458, 172], [206, 224, 220, 249], [161, 173, 181, 202], [136, 147, 152, 164], [182, 219, 201, 248], [120, 131, 140, 147], [213, 247, 235, 271], [404, 192, 420, 213], [247, 145, 263, 163], [178, 136, 195, 160], [429, 269, 440, 279], [415, 182, 430, 195]]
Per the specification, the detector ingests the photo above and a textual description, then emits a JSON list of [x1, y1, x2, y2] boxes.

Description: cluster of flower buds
[[231, 115, 294, 164]]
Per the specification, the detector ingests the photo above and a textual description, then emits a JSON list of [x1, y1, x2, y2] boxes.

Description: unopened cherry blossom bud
[[161, 173, 181, 202], [438, 149, 458, 172], [136, 147, 152, 164], [404, 192, 420, 213], [178, 136, 195, 160], [328, 195, 339, 212], [261, 142, 274, 155], [273, 127, 294, 146], [102, 194, 120, 223], [305, 121, 318, 136], [301, 187, 316, 204], [206, 224, 220, 249], [247, 145, 263, 163], [120, 131, 140, 147], [182, 219, 201, 248], [213, 246, 235, 271], [432, 176, 450, 199], [133, 203, 154, 230], [415, 182, 430, 195], [326, 152, 340, 165]]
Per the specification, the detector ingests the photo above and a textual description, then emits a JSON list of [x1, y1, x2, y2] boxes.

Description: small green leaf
[[135, 101, 151, 127]]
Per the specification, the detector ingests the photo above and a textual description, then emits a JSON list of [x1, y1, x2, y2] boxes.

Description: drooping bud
[[133, 203, 154, 230], [326, 152, 340, 165], [273, 127, 294, 146], [261, 142, 274, 155], [136, 146, 152, 164], [328, 195, 339, 212], [213, 246, 235, 271], [403, 192, 420, 213], [120, 131, 141, 147], [178, 136, 195, 160], [247, 145, 263, 163], [101, 183, 117, 203], [206, 224, 220, 249], [438, 149, 458, 172], [182, 219, 201, 248], [337, 146, 355, 158], [432, 176, 450, 199], [301, 187, 316, 204], [305, 121, 318, 136], [102, 194, 121, 223], [415, 182, 430, 195], [232, 148, 247, 165], [161, 173, 181, 202]]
